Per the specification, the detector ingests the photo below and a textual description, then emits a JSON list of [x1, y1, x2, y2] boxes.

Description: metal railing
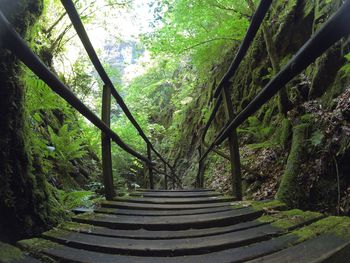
[[198, 0, 350, 199], [0, 0, 179, 200]]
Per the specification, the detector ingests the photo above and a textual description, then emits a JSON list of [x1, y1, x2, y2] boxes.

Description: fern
[[238, 116, 273, 142], [59, 190, 102, 210], [341, 53, 350, 77], [48, 124, 87, 166]]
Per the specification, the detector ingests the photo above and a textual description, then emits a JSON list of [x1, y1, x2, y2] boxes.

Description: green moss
[[300, 114, 314, 123], [43, 229, 70, 239], [262, 108, 274, 127], [18, 238, 57, 251], [258, 209, 323, 230], [0, 242, 24, 262], [60, 222, 96, 233], [291, 216, 350, 242], [278, 117, 291, 149], [59, 190, 101, 210], [231, 200, 286, 211], [74, 212, 95, 220], [277, 124, 310, 208], [17, 238, 57, 263]]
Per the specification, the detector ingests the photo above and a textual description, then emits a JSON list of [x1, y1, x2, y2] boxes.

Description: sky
[[87, 0, 155, 84], [88, 0, 155, 43], [56, 0, 156, 86]]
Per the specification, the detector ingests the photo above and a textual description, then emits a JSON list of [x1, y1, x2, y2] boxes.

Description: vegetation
[[0, 242, 25, 262], [0, 0, 350, 245]]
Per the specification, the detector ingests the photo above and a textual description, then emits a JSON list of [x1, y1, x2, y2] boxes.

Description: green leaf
[[310, 130, 324, 147]]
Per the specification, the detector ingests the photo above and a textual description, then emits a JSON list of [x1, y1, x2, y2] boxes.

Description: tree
[[143, 0, 250, 74]]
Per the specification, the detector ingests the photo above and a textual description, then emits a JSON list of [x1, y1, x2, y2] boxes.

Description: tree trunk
[[277, 124, 309, 208]]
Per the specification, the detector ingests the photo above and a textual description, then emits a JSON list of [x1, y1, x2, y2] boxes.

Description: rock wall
[[170, 0, 350, 214], [0, 0, 68, 242]]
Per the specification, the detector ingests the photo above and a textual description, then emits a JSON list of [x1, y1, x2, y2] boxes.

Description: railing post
[[171, 168, 176, 189], [101, 84, 115, 200], [164, 163, 168, 190], [197, 146, 205, 188], [147, 143, 154, 189], [222, 85, 242, 200]]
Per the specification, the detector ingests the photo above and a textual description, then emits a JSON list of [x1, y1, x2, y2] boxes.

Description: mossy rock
[[277, 123, 310, 208], [59, 221, 95, 233], [278, 117, 292, 149], [17, 238, 57, 263], [231, 200, 287, 211], [0, 242, 25, 263], [258, 209, 323, 231], [291, 216, 350, 242]]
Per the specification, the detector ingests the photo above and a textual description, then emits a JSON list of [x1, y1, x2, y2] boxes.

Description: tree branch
[[182, 37, 240, 52], [210, 2, 251, 19]]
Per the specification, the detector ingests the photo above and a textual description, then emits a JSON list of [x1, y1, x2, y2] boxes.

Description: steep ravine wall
[[0, 0, 101, 242], [0, 0, 66, 243], [170, 0, 350, 214]]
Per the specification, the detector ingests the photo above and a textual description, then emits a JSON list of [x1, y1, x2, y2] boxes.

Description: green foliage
[[238, 116, 273, 142], [0, 242, 24, 262], [24, 69, 70, 114], [300, 113, 314, 123], [246, 141, 277, 150], [48, 124, 87, 170], [340, 53, 350, 77], [59, 190, 102, 210], [144, 0, 250, 75], [310, 130, 324, 147]]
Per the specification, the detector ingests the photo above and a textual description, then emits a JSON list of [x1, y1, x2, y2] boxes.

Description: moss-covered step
[[98, 199, 285, 212], [246, 216, 350, 262], [18, 206, 350, 262], [135, 189, 214, 192], [129, 191, 222, 198], [17, 236, 298, 263], [35, 208, 320, 257], [59, 220, 267, 240], [41, 210, 320, 258], [247, 235, 350, 263], [18, 211, 335, 262], [0, 242, 41, 263], [14, 190, 350, 263], [94, 205, 235, 217], [72, 207, 263, 230], [101, 200, 234, 210], [112, 196, 235, 204], [19, 233, 350, 263], [60, 207, 321, 240], [231, 200, 287, 211]]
